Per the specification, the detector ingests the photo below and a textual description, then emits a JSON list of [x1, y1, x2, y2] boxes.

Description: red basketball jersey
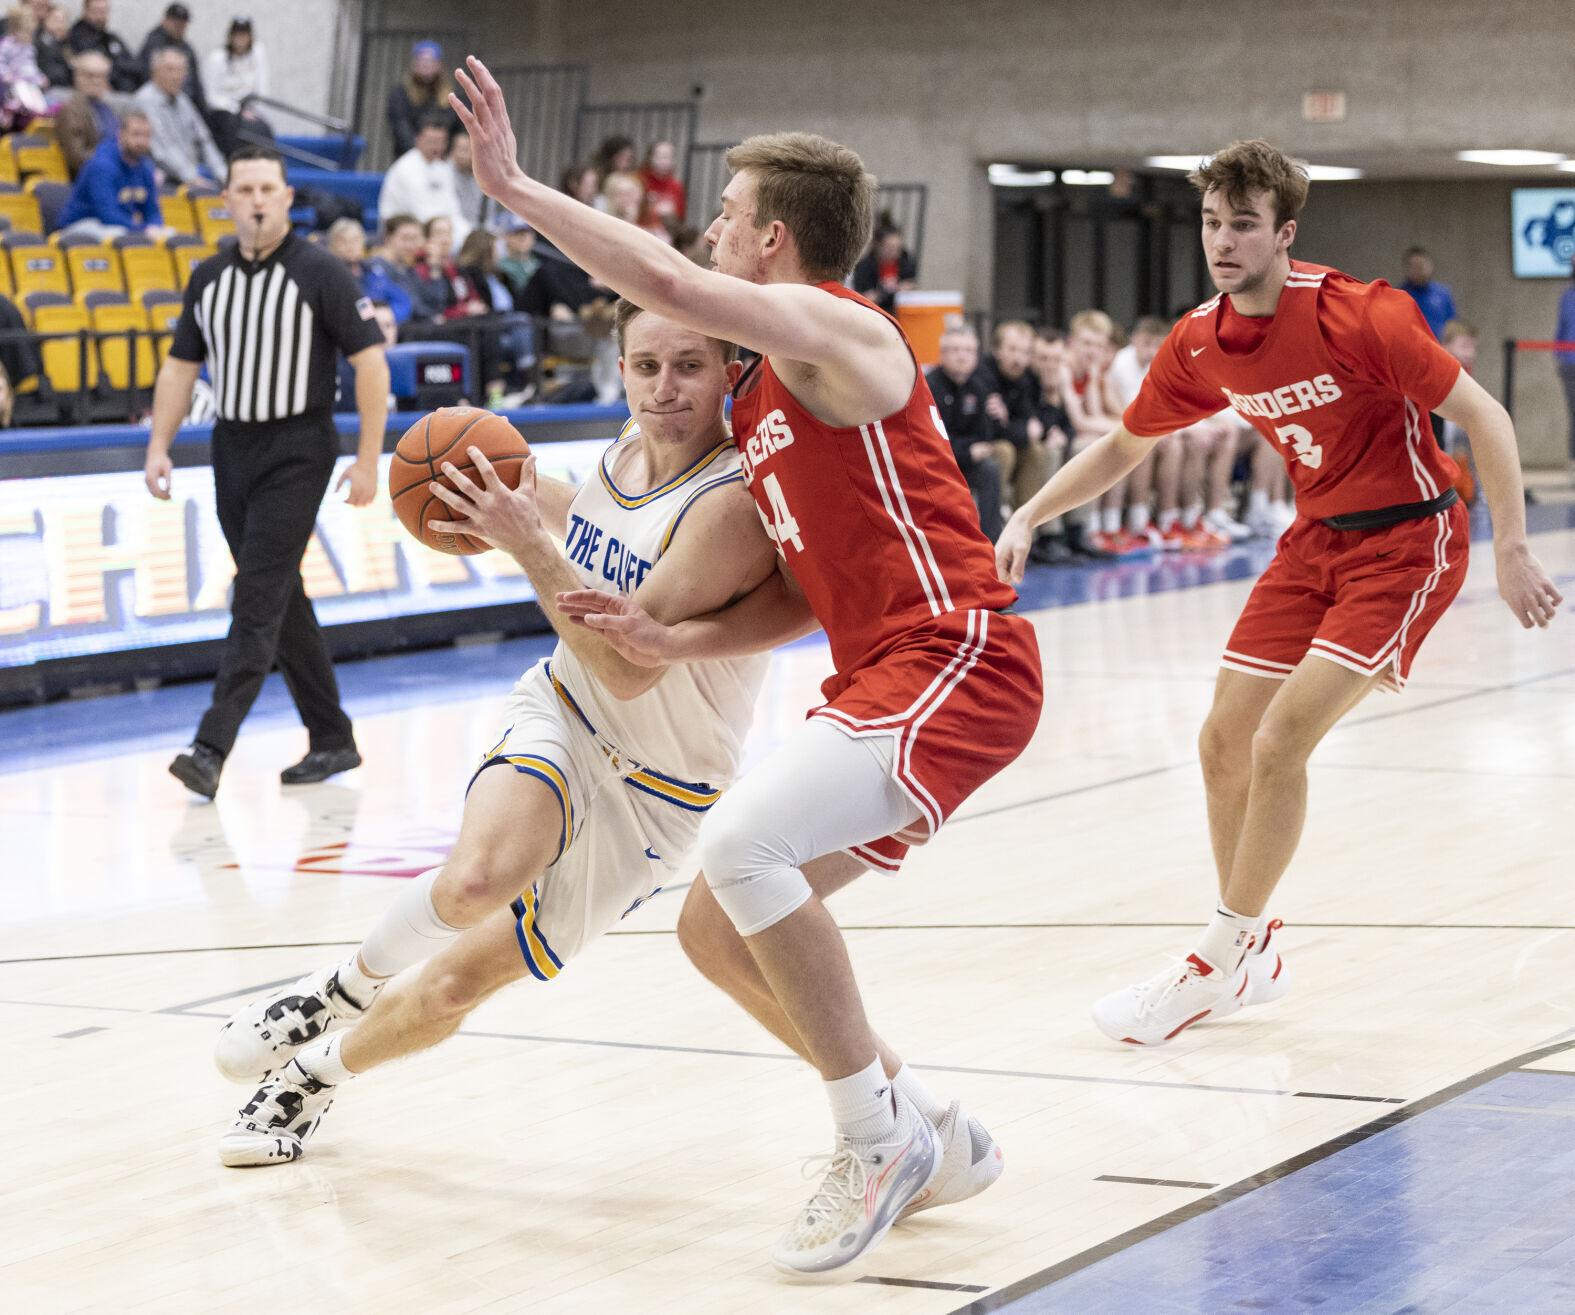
[[1124, 261, 1462, 519], [729, 282, 1017, 684]]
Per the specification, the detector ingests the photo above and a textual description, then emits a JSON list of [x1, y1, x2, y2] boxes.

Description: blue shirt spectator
[[326, 217, 413, 325], [1556, 278, 1575, 368], [1399, 246, 1457, 340], [58, 115, 163, 233]]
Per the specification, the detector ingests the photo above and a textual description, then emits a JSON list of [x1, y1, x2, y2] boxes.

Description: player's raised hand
[[428, 449, 542, 556], [1496, 543, 1563, 629], [995, 511, 1032, 586], [451, 57, 524, 200], [555, 589, 679, 667]]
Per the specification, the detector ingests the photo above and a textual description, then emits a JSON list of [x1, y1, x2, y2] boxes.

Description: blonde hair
[[725, 132, 875, 282], [1069, 309, 1115, 341], [1190, 139, 1310, 230]]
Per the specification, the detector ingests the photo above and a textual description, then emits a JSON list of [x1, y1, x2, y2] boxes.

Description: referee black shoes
[[169, 742, 223, 799], [280, 746, 362, 785]]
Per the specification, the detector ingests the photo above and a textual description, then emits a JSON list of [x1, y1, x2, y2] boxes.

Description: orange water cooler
[[895, 291, 963, 367]]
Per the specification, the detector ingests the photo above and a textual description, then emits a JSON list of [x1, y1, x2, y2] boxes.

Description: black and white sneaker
[[219, 1060, 335, 1167], [214, 966, 370, 1084]]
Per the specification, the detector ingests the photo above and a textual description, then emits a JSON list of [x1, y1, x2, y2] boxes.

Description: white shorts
[[469, 662, 719, 981]]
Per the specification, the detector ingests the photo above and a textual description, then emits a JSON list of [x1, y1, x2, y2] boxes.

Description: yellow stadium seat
[[159, 190, 196, 236], [0, 256, 12, 299], [141, 289, 183, 364], [8, 241, 68, 296], [25, 292, 97, 393], [90, 298, 156, 390], [11, 134, 68, 183], [119, 244, 176, 296], [170, 242, 216, 287], [0, 135, 16, 185], [194, 196, 236, 244], [65, 244, 123, 298], [0, 185, 41, 233]]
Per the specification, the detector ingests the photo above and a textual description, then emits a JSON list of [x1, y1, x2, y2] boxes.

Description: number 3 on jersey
[[1274, 422, 1324, 470], [757, 472, 803, 553]]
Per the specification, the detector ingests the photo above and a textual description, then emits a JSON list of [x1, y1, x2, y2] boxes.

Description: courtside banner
[[0, 440, 610, 668]]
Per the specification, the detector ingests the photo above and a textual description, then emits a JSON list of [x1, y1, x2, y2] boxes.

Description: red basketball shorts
[[1221, 501, 1469, 690], [810, 607, 1043, 871]]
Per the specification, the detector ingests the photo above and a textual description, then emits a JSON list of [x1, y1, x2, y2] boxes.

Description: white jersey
[[1106, 343, 1148, 410], [544, 423, 768, 793]]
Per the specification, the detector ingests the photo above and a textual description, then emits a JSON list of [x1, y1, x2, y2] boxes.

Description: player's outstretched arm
[[559, 562, 820, 666], [449, 58, 893, 374], [996, 425, 1157, 583], [1435, 372, 1564, 628]]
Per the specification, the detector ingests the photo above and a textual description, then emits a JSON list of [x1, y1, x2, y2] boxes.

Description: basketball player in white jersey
[[212, 304, 780, 1162]]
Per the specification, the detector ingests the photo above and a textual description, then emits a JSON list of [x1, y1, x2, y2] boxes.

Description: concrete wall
[[382, 0, 1575, 461]]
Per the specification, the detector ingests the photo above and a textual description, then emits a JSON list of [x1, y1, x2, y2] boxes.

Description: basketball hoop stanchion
[[1502, 338, 1575, 422]]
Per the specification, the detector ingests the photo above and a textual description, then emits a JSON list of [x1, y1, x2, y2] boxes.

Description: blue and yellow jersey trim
[[597, 438, 734, 509], [658, 472, 747, 553], [469, 744, 575, 866], [510, 884, 564, 981], [544, 661, 722, 813]]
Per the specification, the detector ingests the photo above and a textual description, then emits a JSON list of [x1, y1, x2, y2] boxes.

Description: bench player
[[452, 59, 1042, 1274], [997, 139, 1561, 1046]]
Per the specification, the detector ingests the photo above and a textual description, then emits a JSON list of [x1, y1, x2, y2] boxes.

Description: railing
[[352, 18, 481, 170], [875, 182, 928, 269], [238, 94, 361, 171], [686, 142, 734, 230], [0, 324, 163, 427], [488, 64, 589, 190], [574, 101, 699, 182]]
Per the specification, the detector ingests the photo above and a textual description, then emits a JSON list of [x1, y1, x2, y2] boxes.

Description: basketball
[[389, 407, 533, 555]]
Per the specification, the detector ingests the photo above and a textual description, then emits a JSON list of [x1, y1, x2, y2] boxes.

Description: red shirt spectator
[[639, 140, 687, 225]]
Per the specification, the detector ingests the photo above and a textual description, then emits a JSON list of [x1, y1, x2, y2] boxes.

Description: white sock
[[1127, 502, 1150, 534], [1194, 902, 1259, 975], [357, 867, 463, 978], [891, 1063, 946, 1127], [1249, 488, 1270, 516], [1181, 502, 1202, 528], [334, 954, 384, 1010], [1158, 508, 1179, 531], [294, 1032, 354, 1085], [826, 1055, 896, 1144], [1101, 506, 1121, 534]]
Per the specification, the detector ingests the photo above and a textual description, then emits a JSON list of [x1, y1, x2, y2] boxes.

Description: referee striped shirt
[[170, 233, 383, 424]]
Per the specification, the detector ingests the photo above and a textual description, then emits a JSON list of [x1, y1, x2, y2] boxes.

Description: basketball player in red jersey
[[451, 61, 1042, 1274], [997, 140, 1562, 1047]]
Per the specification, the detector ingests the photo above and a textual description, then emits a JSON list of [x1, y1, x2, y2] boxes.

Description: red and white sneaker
[[1091, 952, 1249, 1046], [898, 1101, 1003, 1219], [1243, 919, 1290, 1006]]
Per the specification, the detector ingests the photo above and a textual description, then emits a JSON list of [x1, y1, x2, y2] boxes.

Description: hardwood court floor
[[3, 523, 1573, 1314]]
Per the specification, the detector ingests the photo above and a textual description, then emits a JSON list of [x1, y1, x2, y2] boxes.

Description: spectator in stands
[[1399, 245, 1457, 341], [378, 214, 428, 324], [385, 39, 457, 159], [0, 289, 41, 393], [560, 161, 599, 205], [0, 361, 13, 427], [136, 3, 205, 116], [638, 139, 686, 225], [33, 3, 71, 89], [457, 227, 534, 403], [449, 130, 486, 231], [57, 106, 171, 239], [202, 17, 270, 156], [0, 5, 47, 129], [56, 49, 117, 178], [851, 214, 918, 315], [927, 323, 1003, 541], [1558, 257, 1575, 479], [494, 212, 538, 305], [980, 319, 1051, 526], [1437, 318, 1482, 502], [414, 215, 485, 322], [603, 170, 668, 242], [591, 134, 635, 187], [135, 47, 224, 184], [68, 0, 138, 92], [377, 110, 469, 245], [326, 216, 411, 325]]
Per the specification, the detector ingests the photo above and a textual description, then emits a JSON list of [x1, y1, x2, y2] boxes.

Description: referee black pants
[[196, 417, 355, 759]]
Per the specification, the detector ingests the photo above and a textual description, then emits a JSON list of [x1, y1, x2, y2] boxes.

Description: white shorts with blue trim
[[470, 664, 715, 982]]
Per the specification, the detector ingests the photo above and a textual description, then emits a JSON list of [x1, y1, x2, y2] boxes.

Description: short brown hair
[[725, 132, 874, 282], [1190, 139, 1310, 229], [1441, 317, 1478, 344], [992, 319, 1034, 350], [614, 298, 739, 364], [1133, 315, 1171, 338]]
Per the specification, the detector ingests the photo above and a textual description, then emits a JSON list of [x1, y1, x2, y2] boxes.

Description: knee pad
[[696, 795, 813, 938]]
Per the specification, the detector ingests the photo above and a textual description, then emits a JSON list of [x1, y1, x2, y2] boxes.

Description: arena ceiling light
[[1557, 161, 1575, 173], [1144, 155, 1208, 171], [1303, 165, 1364, 180], [1060, 169, 1116, 186], [1456, 149, 1567, 167], [988, 164, 1057, 187]]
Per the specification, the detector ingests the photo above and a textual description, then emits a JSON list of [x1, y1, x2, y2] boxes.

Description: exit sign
[[1303, 91, 1347, 122]]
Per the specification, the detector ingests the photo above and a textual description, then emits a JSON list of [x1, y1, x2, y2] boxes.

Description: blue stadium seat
[[383, 341, 470, 412]]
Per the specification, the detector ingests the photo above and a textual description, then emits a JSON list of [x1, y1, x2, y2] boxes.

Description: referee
[[144, 144, 390, 799]]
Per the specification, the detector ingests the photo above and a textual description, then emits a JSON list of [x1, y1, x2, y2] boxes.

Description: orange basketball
[[389, 408, 533, 555]]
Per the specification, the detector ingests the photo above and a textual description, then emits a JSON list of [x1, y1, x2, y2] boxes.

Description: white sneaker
[[772, 1090, 938, 1276], [1243, 918, 1290, 1006], [898, 1100, 1002, 1219], [1091, 952, 1249, 1046], [1204, 507, 1252, 543], [214, 965, 369, 1084], [219, 1059, 335, 1167]]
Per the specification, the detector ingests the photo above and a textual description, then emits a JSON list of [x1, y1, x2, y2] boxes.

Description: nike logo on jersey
[[1375, 548, 1397, 559], [1219, 373, 1344, 421], [740, 408, 795, 483], [1190, 346, 1207, 357], [644, 846, 661, 860]]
